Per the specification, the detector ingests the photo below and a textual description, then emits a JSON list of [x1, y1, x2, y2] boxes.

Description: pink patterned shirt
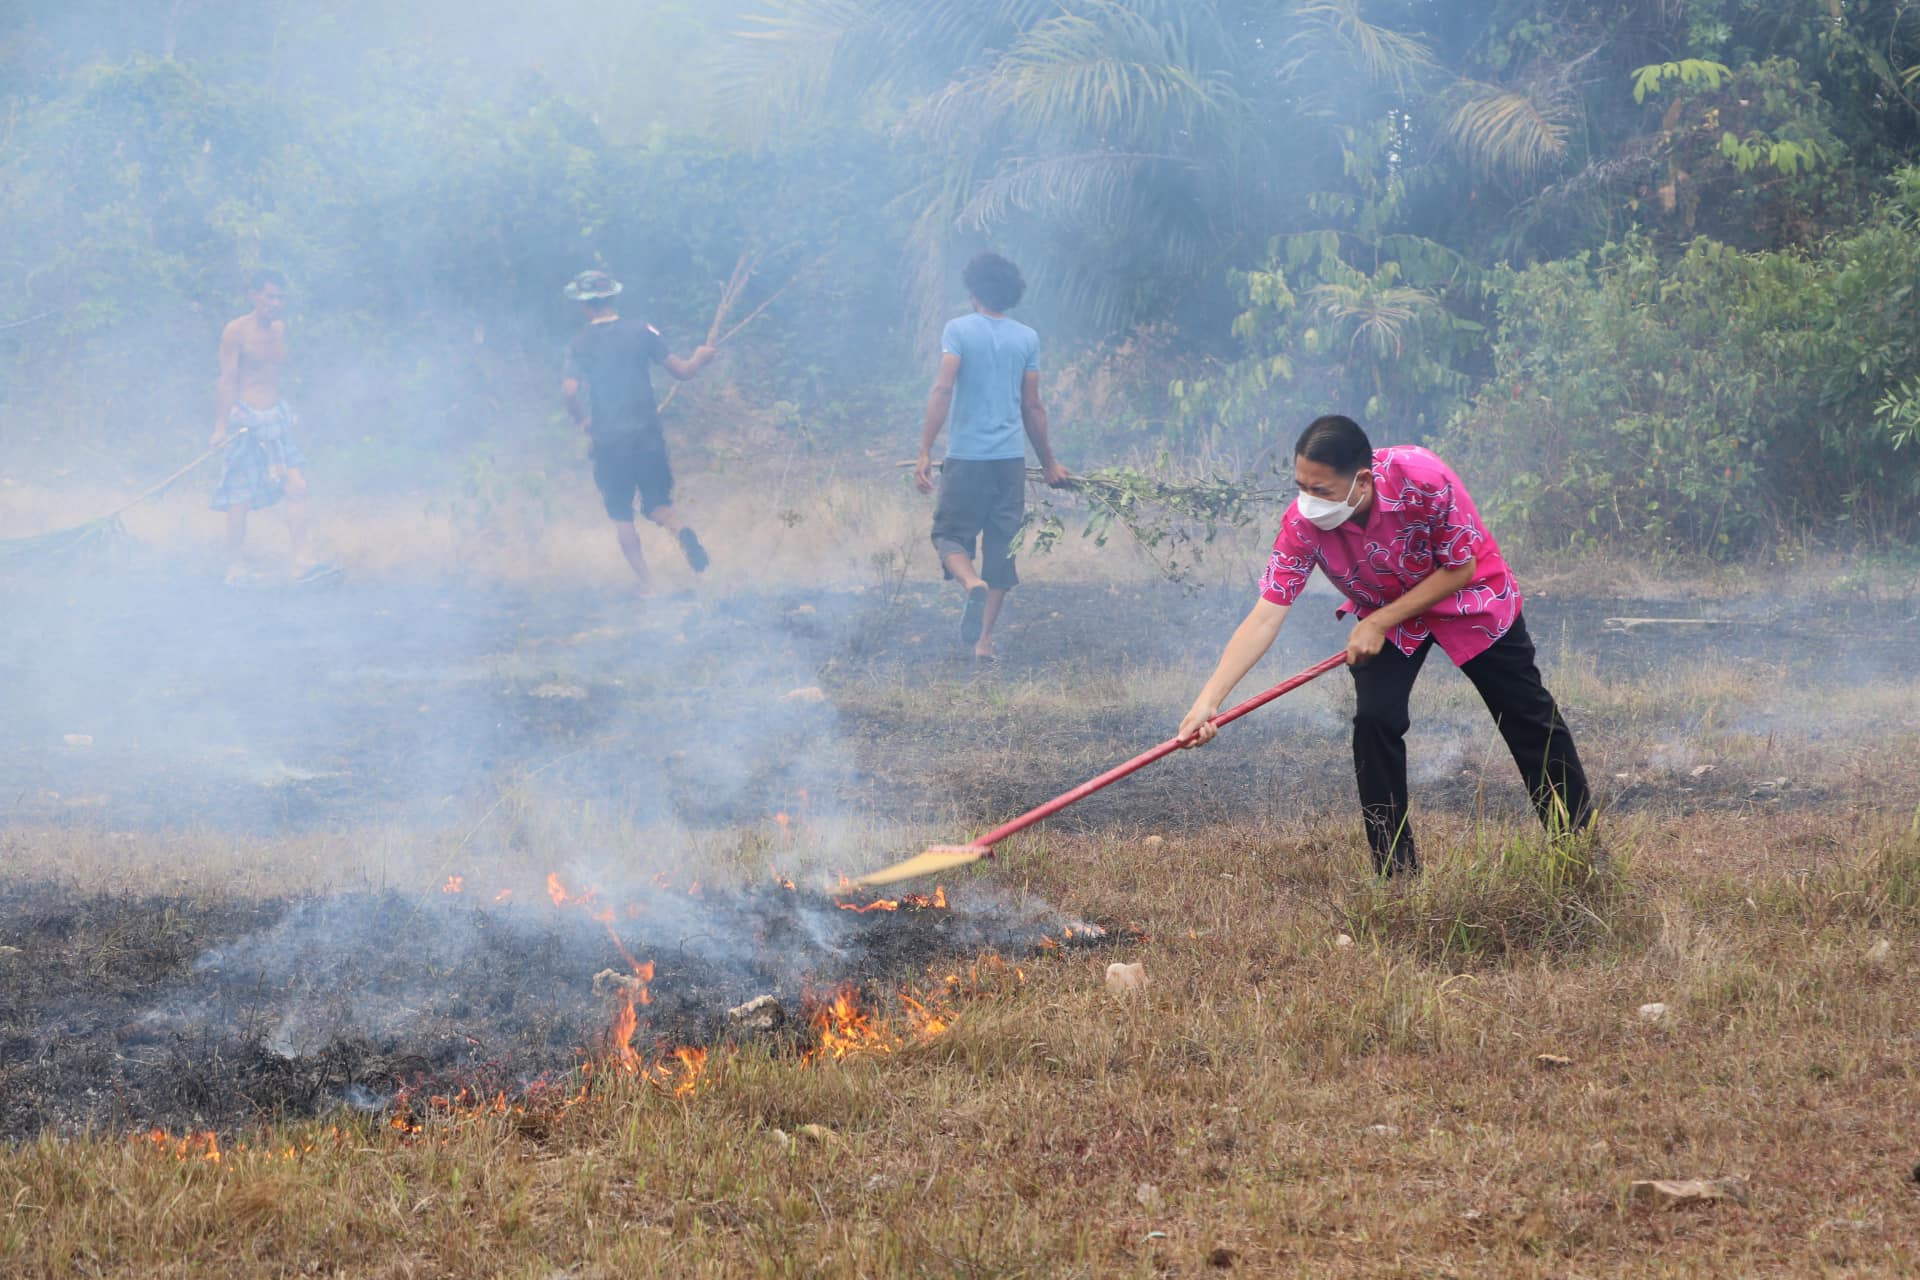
[[1259, 445, 1520, 665]]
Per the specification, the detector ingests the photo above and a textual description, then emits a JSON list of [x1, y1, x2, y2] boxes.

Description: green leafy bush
[[1437, 172, 1920, 556]]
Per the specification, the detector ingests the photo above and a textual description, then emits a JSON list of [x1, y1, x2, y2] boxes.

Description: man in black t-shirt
[[561, 269, 718, 592]]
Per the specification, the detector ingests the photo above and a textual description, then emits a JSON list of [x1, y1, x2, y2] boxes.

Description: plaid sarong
[[210, 401, 307, 511]]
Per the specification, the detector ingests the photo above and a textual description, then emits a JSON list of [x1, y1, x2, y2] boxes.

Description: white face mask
[[1296, 473, 1364, 531]]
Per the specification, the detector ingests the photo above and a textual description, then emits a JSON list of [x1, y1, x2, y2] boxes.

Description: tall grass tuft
[[1342, 825, 1646, 966], [1760, 804, 1920, 930]]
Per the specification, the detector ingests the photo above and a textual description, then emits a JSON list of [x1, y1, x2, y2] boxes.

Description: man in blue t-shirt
[[914, 253, 1070, 658]]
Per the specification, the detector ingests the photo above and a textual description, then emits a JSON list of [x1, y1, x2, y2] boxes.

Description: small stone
[[1207, 1247, 1236, 1268], [591, 969, 644, 997], [1106, 962, 1146, 994], [1143, 835, 1164, 848], [1865, 939, 1893, 966], [1689, 764, 1716, 778], [1367, 1124, 1399, 1137], [1628, 1176, 1749, 1209], [1334, 933, 1355, 949], [1135, 1182, 1161, 1208], [779, 686, 827, 704], [1534, 1053, 1573, 1070], [726, 994, 787, 1035], [796, 1123, 840, 1147], [1637, 1002, 1668, 1023]]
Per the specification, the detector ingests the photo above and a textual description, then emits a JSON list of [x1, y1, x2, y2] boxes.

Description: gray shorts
[[931, 457, 1025, 590]]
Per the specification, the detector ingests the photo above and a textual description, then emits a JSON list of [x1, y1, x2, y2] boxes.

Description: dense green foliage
[[5, 1, 1920, 553], [1439, 173, 1920, 554]]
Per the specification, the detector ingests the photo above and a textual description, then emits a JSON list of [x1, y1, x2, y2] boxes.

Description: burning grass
[[7, 808, 1920, 1276], [5, 557, 1919, 1273], [0, 851, 1115, 1145]]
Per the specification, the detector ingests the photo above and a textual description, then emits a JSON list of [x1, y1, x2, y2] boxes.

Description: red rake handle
[[967, 651, 1348, 852]]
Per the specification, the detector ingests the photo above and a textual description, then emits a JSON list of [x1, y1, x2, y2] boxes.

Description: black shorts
[[591, 433, 673, 522], [931, 457, 1025, 590]]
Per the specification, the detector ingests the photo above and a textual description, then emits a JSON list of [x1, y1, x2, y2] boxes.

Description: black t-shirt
[[565, 317, 670, 439]]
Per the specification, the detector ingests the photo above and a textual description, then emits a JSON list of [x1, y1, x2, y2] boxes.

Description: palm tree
[[721, 0, 1574, 343]]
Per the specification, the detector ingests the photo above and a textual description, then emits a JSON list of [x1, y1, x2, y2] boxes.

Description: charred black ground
[[0, 874, 1121, 1140]]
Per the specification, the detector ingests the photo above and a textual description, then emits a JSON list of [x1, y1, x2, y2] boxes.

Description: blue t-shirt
[[941, 312, 1040, 461]]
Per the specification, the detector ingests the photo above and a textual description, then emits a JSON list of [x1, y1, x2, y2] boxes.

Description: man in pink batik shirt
[[1177, 414, 1593, 876]]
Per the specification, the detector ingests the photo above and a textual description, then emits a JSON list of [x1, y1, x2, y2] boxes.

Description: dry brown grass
[[1, 462, 1159, 592], [6, 469, 1919, 1274], [5, 804, 1919, 1278]]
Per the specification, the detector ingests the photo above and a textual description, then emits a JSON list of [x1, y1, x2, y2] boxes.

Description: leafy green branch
[[1013, 462, 1287, 588]]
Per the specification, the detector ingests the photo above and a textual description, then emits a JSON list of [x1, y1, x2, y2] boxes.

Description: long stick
[[101, 428, 248, 524], [970, 651, 1347, 850], [658, 249, 813, 415], [854, 652, 1346, 885]]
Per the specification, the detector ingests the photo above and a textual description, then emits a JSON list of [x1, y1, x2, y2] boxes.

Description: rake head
[[851, 844, 992, 887]]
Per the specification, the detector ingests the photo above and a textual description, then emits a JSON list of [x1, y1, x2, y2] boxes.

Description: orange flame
[[546, 872, 568, 907], [441, 875, 464, 894], [495, 889, 512, 902], [609, 994, 641, 1071], [143, 1129, 222, 1163], [650, 1045, 708, 1097], [807, 986, 894, 1061], [834, 883, 946, 913]]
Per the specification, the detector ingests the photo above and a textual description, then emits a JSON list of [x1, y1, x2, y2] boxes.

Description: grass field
[[3, 807, 1918, 1277], [4, 477, 1920, 1277]]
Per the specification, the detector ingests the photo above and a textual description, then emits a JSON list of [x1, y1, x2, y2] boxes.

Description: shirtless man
[[209, 269, 322, 583]]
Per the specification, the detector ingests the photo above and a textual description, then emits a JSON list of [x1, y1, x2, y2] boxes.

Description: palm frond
[[955, 150, 1188, 230], [717, 0, 1039, 130], [1283, 0, 1437, 97], [1309, 281, 1438, 360], [1443, 80, 1571, 186], [987, 3, 1240, 139]]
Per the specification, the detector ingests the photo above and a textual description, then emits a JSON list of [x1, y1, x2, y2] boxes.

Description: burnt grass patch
[[0, 878, 1120, 1141]]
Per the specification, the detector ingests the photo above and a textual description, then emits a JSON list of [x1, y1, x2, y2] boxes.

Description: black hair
[[250, 268, 288, 291], [1294, 414, 1373, 474], [962, 252, 1025, 312]]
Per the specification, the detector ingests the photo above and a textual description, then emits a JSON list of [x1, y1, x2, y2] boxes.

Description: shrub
[[1437, 170, 1920, 557]]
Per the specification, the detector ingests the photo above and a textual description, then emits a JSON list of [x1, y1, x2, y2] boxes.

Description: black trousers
[[1349, 612, 1592, 875]]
